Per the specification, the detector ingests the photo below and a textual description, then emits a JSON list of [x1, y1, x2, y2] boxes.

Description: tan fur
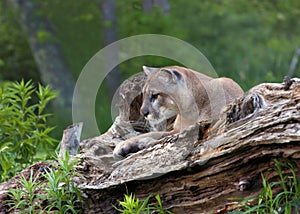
[[113, 66, 244, 159]]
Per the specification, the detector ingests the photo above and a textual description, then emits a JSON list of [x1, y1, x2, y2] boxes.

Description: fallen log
[[76, 75, 300, 213], [0, 75, 299, 213]]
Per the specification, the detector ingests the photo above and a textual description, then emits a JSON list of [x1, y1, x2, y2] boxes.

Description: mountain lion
[[113, 66, 244, 159]]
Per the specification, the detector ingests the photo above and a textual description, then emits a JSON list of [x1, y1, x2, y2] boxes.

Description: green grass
[[43, 152, 84, 213], [114, 193, 173, 214], [6, 170, 43, 213], [6, 152, 84, 213], [229, 159, 300, 214]]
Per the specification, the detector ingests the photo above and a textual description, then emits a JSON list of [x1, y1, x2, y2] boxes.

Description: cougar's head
[[140, 66, 182, 131]]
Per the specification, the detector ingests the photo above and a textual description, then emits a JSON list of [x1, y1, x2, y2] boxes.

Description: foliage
[[0, 80, 57, 182], [42, 153, 83, 212], [36, 0, 103, 80], [116, 1, 186, 78], [115, 0, 300, 90], [2, 0, 300, 133], [0, 1, 39, 82], [229, 159, 300, 214], [114, 193, 173, 214], [43, 152, 84, 213], [6, 170, 43, 213], [167, 0, 300, 89], [6, 152, 84, 213]]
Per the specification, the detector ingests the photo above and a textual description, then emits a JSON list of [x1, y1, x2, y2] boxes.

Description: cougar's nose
[[140, 106, 149, 118]]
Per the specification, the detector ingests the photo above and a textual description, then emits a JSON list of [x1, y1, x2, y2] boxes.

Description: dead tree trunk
[[0, 75, 300, 213]]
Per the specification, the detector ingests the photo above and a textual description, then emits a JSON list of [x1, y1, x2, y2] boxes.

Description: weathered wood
[[0, 75, 299, 213], [59, 122, 83, 158]]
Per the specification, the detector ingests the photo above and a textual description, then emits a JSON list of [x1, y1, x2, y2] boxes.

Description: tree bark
[[7, 0, 75, 111], [0, 75, 300, 213]]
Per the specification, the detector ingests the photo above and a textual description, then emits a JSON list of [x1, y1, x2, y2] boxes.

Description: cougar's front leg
[[113, 131, 171, 159]]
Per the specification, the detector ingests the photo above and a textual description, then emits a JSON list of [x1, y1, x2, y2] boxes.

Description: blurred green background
[[1, 0, 300, 139]]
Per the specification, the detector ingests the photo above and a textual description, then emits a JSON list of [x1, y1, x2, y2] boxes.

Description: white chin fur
[[146, 115, 166, 125]]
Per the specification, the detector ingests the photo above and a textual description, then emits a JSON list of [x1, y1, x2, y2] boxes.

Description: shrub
[[6, 152, 84, 213], [43, 152, 84, 213], [0, 80, 57, 182], [6, 170, 43, 213]]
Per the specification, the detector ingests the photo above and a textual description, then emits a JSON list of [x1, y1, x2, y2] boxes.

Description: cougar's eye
[[150, 93, 159, 102]]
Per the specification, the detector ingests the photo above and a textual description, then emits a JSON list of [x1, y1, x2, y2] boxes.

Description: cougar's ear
[[160, 68, 183, 83], [142, 66, 157, 76]]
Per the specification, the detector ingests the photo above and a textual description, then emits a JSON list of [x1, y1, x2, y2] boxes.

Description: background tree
[[143, 0, 170, 14], [7, 0, 75, 133], [100, 0, 122, 100], [1, 0, 300, 135], [0, 1, 39, 82]]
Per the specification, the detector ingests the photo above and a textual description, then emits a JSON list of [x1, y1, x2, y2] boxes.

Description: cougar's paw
[[113, 140, 141, 159]]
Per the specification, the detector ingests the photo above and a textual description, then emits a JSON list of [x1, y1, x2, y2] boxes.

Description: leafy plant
[[6, 170, 43, 214], [114, 193, 173, 214], [6, 152, 84, 213], [229, 159, 300, 214], [43, 152, 84, 213], [0, 80, 57, 182]]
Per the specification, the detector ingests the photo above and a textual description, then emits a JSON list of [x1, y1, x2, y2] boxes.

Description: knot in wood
[[283, 76, 295, 90], [238, 178, 251, 191]]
